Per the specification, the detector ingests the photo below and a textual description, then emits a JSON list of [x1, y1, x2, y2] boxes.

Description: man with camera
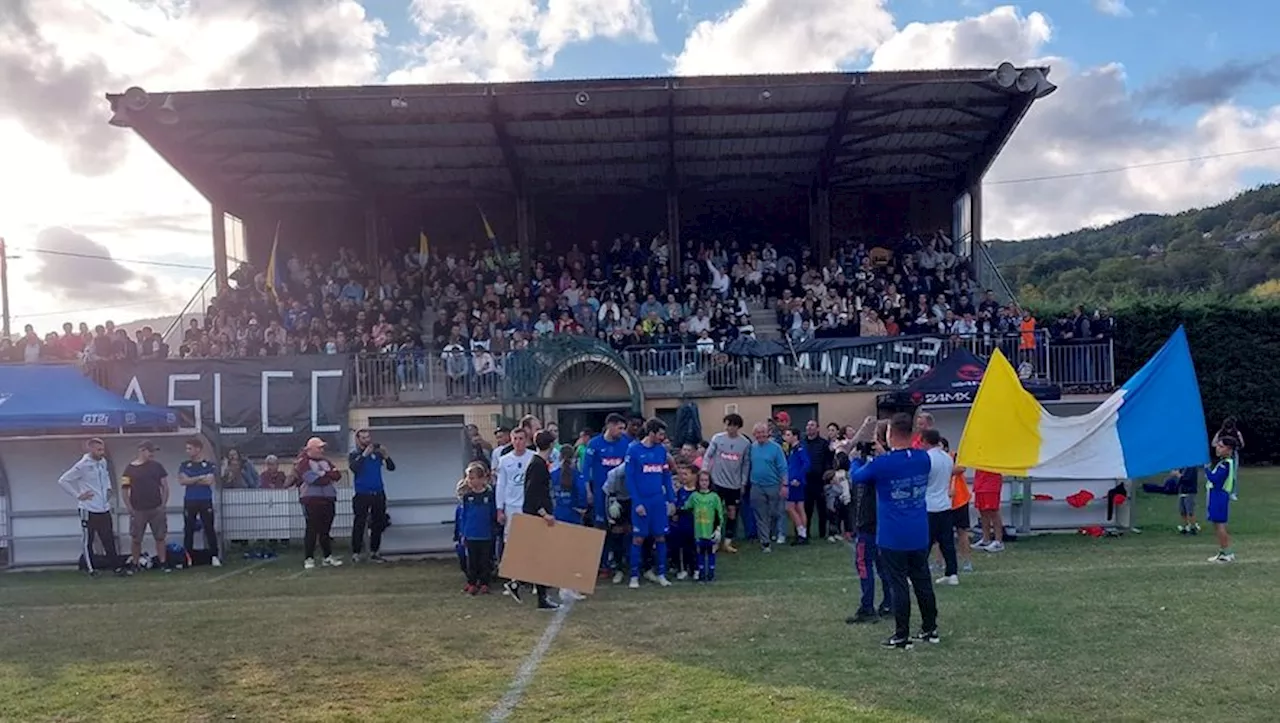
[[349, 428, 397, 563], [852, 413, 939, 650]]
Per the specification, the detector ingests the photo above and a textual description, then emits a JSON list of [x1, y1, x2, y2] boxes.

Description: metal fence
[[220, 488, 356, 542], [336, 334, 1115, 405], [352, 352, 505, 405]]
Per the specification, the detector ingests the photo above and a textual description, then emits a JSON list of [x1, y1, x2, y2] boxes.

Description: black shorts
[[714, 486, 741, 509], [951, 504, 972, 530]]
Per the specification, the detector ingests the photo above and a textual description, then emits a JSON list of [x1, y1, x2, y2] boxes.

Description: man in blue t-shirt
[[349, 428, 397, 563], [853, 413, 939, 649], [178, 438, 221, 567]]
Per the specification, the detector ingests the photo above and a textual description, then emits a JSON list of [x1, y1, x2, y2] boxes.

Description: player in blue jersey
[[585, 413, 632, 573], [624, 418, 675, 589]]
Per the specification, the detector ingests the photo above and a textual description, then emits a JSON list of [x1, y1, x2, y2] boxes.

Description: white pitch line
[[487, 598, 574, 723], [205, 559, 271, 584]]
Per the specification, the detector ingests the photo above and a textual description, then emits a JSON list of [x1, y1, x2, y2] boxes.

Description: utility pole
[[0, 237, 10, 340]]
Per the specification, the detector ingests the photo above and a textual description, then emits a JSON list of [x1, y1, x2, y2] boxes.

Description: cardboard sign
[[498, 514, 606, 595]]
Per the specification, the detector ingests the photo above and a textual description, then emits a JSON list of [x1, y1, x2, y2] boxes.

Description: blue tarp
[[0, 364, 178, 433]]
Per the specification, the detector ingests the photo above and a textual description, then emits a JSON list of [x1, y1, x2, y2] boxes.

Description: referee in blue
[[852, 412, 939, 649]]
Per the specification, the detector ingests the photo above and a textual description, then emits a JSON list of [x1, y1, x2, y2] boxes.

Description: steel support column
[[814, 187, 832, 260], [666, 191, 680, 266], [363, 200, 380, 263], [970, 182, 984, 254], [516, 194, 532, 277], [211, 204, 229, 289]]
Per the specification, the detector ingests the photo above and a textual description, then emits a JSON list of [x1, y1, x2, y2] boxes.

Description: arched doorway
[[541, 353, 644, 442]]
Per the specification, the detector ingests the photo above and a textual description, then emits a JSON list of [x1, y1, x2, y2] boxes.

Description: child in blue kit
[[782, 427, 811, 545], [457, 462, 497, 594], [1205, 436, 1239, 563], [670, 463, 698, 580]]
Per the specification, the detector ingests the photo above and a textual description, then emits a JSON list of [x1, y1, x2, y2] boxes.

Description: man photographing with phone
[[852, 412, 939, 650], [350, 428, 397, 563]]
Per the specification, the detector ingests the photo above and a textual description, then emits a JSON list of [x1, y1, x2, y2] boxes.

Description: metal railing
[[341, 331, 1113, 405], [162, 269, 218, 350], [57, 332, 1115, 407], [973, 237, 1020, 308], [352, 352, 506, 405]]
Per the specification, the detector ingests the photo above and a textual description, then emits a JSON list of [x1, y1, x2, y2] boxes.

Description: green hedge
[[1106, 300, 1280, 464]]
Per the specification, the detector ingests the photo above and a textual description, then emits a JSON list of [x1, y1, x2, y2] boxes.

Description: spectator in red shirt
[[973, 469, 1005, 553]]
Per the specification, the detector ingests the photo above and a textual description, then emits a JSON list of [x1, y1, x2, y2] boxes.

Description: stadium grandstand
[[12, 65, 1115, 404]]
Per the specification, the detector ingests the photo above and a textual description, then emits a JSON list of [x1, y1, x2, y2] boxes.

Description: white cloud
[[671, 0, 895, 75], [389, 0, 655, 83], [669, 2, 1280, 240], [1093, 0, 1133, 17], [0, 0, 385, 327]]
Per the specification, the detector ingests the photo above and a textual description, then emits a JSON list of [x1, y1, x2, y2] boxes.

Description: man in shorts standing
[[122, 441, 171, 572], [703, 413, 751, 553]]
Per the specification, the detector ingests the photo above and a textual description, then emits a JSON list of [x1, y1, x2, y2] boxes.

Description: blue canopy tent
[[0, 365, 178, 435]]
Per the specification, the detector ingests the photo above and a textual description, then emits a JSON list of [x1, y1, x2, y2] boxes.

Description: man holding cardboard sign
[[502, 430, 560, 610]]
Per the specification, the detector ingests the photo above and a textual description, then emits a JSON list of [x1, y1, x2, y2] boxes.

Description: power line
[[8, 245, 212, 272], [987, 145, 1280, 186], [10, 298, 184, 322]]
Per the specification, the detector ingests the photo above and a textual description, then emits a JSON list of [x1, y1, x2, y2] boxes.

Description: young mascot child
[[824, 452, 853, 542], [671, 463, 699, 580], [782, 427, 812, 545], [1170, 466, 1200, 534], [1205, 436, 1239, 563], [683, 469, 727, 582], [457, 462, 498, 594]]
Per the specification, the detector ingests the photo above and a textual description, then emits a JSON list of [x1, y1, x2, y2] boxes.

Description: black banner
[[101, 356, 351, 458]]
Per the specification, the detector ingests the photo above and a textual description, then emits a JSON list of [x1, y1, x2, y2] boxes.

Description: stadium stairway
[[749, 304, 781, 340]]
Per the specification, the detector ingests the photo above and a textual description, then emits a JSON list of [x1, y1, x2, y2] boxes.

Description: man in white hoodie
[[58, 438, 129, 576]]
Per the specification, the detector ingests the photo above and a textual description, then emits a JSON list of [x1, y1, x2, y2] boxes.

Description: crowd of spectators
[[2, 227, 1113, 370], [0, 321, 168, 364]]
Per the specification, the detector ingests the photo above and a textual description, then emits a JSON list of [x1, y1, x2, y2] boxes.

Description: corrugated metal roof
[[107, 68, 1048, 209]]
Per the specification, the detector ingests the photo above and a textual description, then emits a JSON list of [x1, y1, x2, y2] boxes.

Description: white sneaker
[[304, 558, 316, 570], [352, 553, 362, 564], [693, 570, 701, 580], [827, 535, 839, 543], [974, 539, 991, 550], [936, 575, 959, 586], [628, 577, 640, 589], [776, 534, 787, 545], [985, 541, 1005, 553], [1209, 552, 1236, 563], [643, 570, 660, 583], [676, 570, 689, 581], [322, 556, 343, 567], [211, 556, 222, 568], [611, 571, 624, 584], [656, 575, 672, 587]]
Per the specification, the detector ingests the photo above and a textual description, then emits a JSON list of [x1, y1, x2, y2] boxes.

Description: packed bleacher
[[2, 228, 1114, 368]]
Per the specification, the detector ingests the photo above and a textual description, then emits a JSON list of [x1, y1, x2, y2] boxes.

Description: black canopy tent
[[876, 346, 1060, 409]]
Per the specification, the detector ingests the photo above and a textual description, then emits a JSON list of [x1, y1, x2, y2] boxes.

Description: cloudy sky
[[2, 0, 1279, 329]]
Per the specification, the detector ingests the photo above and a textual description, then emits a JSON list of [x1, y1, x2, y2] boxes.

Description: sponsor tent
[[0, 364, 177, 434], [877, 347, 1060, 408], [0, 365, 180, 567]]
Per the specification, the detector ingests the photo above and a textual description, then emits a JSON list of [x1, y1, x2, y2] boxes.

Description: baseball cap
[[265, 454, 279, 463], [86, 437, 105, 446], [305, 437, 327, 450], [137, 440, 159, 452], [774, 411, 791, 426]]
